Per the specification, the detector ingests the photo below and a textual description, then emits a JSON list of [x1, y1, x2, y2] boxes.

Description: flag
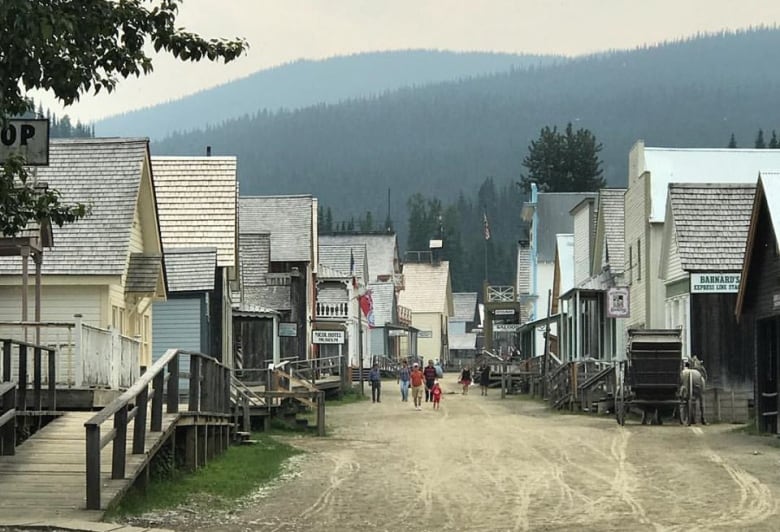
[[359, 289, 375, 328], [483, 212, 491, 240], [350, 248, 358, 288]]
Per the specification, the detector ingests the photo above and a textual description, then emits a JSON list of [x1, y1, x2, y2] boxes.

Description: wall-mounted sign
[[493, 324, 521, 332], [494, 309, 516, 315], [279, 322, 297, 337], [0, 119, 49, 165], [417, 330, 433, 338], [606, 287, 630, 318], [388, 329, 407, 337], [312, 330, 344, 344], [690, 273, 740, 294]]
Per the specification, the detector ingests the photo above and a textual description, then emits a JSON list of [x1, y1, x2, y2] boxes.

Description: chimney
[[206, 145, 212, 157]]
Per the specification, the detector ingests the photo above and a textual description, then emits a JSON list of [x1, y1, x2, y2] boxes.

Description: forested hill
[[95, 50, 556, 138]]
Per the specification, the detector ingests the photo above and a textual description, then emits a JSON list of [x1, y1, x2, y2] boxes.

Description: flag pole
[[358, 294, 364, 397]]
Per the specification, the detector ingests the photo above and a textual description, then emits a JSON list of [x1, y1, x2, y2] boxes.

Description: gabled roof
[[370, 282, 396, 326], [126, 253, 163, 293], [523, 192, 597, 262], [152, 156, 237, 268], [452, 292, 478, 322], [165, 247, 217, 292], [319, 243, 368, 283], [737, 171, 780, 317], [635, 144, 780, 222], [239, 195, 314, 263], [319, 233, 400, 281], [238, 233, 291, 310], [0, 138, 155, 276], [398, 261, 452, 315], [592, 188, 625, 274], [665, 184, 754, 272]]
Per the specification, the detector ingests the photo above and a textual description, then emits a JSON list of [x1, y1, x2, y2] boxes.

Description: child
[[431, 379, 443, 410]]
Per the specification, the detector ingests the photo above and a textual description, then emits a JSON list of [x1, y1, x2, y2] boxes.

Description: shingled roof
[[594, 189, 626, 273], [238, 233, 291, 310], [239, 195, 314, 263], [398, 261, 452, 315], [0, 138, 155, 276], [370, 282, 396, 326], [164, 248, 217, 292], [667, 183, 755, 271], [319, 243, 367, 283], [152, 157, 237, 268], [319, 234, 399, 281], [126, 253, 163, 293]]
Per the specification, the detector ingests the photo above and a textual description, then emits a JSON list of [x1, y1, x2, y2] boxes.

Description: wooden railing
[[315, 301, 349, 320], [0, 381, 16, 456], [84, 348, 231, 510], [1, 338, 57, 411]]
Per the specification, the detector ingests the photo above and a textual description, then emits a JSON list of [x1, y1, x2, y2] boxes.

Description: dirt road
[[141, 378, 780, 531]]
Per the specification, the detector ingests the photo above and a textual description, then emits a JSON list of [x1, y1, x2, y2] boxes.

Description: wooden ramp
[[0, 410, 178, 521]]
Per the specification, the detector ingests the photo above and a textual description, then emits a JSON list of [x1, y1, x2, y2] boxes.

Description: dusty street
[[149, 378, 780, 531]]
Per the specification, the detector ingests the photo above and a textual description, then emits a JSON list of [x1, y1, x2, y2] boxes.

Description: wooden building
[[736, 173, 780, 432], [660, 183, 755, 421]]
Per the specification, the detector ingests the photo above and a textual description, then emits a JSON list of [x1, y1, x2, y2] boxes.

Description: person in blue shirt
[[397, 360, 411, 402], [368, 362, 382, 403]]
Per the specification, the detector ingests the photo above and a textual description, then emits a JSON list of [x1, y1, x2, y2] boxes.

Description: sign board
[[312, 330, 345, 344], [279, 322, 297, 337], [493, 324, 521, 332], [417, 330, 433, 338], [388, 329, 407, 337], [690, 273, 740, 294], [0, 119, 49, 165], [494, 309, 515, 316], [606, 286, 630, 318]]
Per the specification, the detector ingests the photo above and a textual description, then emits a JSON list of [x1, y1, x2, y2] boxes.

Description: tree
[[519, 123, 605, 192], [770, 130, 779, 149], [755, 129, 766, 149], [728, 133, 738, 148], [0, 0, 247, 236]]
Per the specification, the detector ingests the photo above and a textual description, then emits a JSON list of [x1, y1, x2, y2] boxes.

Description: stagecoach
[[615, 329, 685, 425]]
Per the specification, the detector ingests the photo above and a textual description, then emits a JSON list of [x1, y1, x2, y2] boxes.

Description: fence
[[0, 315, 140, 390]]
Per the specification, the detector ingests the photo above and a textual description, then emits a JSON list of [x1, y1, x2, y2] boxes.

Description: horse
[[679, 358, 707, 425]]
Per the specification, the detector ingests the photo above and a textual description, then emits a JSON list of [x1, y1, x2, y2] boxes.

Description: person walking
[[459, 365, 472, 395], [410, 362, 425, 410], [423, 359, 437, 402], [397, 360, 411, 402], [479, 364, 491, 396], [431, 379, 443, 410], [368, 362, 382, 403]]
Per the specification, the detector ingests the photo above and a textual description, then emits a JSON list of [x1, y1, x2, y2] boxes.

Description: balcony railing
[[266, 273, 291, 286], [316, 301, 349, 320], [487, 285, 515, 303], [398, 305, 412, 326]]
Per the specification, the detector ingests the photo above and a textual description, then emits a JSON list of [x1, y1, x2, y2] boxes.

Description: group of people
[[458, 364, 491, 395]]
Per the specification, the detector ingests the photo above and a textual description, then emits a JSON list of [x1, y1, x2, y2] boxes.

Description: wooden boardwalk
[[0, 410, 178, 521]]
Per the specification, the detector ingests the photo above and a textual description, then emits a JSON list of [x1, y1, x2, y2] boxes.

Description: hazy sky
[[34, 0, 780, 122]]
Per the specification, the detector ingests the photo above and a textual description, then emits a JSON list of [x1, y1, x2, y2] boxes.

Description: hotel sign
[[493, 324, 521, 332], [691, 273, 740, 294], [312, 330, 345, 344]]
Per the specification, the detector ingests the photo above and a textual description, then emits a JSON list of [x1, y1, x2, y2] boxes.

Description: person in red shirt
[[431, 380, 443, 410], [409, 362, 425, 410]]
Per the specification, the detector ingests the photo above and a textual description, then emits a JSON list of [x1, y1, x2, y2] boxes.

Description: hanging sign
[[279, 322, 297, 337], [606, 287, 630, 318], [493, 324, 521, 332]]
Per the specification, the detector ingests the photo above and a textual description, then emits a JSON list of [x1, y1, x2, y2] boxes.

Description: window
[[628, 246, 633, 285], [111, 305, 125, 334], [637, 238, 642, 281]]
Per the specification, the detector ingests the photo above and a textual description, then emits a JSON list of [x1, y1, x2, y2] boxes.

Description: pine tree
[[728, 133, 737, 148], [755, 129, 766, 149], [770, 131, 779, 149], [519, 123, 605, 192]]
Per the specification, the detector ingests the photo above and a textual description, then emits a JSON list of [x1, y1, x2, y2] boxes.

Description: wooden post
[[85, 424, 101, 510], [189, 357, 201, 411], [317, 391, 325, 436], [132, 387, 148, 454], [167, 352, 179, 413], [2, 340, 10, 382], [198, 425, 207, 466], [18, 345, 27, 410], [47, 347, 56, 410], [501, 361, 506, 399], [242, 397, 250, 433], [184, 426, 198, 471], [33, 346, 42, 411], [112, 406, 127, 479], [151, 372, 164, 432]]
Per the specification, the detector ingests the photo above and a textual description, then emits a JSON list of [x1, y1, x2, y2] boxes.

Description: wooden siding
[[648, 223, 665, 328], [666, 229, 685, 282], [152, 297, 203, 357], [412, 313, 443, 361], [234, 316, 274, 370], [624, 172, 647, 328], [690, 293, 753, 389], [369, 327, 388, 357], [573, 206, 591, 285]]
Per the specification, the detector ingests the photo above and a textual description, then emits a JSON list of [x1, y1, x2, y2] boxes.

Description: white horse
[[679, 358, 707, 425]]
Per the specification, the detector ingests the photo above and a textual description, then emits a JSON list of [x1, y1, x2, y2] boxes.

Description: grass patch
[[105, 434, 301, 519], [328, 387, 368, 406]]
